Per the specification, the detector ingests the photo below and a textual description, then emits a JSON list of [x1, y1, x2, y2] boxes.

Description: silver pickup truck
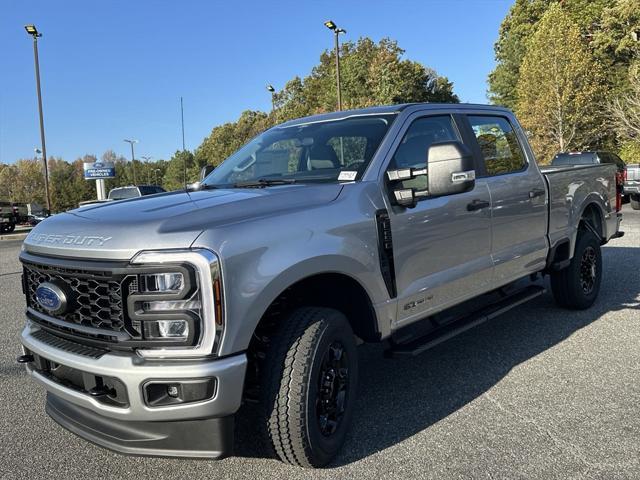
[[17, 104, 623, 467]]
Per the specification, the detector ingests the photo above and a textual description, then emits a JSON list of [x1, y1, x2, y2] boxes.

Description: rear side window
[[468, 116, 526, 176], [552, 152, 597, 165]]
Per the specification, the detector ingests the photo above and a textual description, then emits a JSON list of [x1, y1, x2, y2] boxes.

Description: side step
[[385, 285, 545, 358]]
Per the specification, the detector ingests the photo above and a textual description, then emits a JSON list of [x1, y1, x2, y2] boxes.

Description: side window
[[388, 115, 459, 189], [468, 116, 526, 176]]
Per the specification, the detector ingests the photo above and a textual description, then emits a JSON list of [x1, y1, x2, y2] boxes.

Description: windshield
[[202, 114, 397, 187], [552, 152, 597, 166], [109, 187, 140, 200]]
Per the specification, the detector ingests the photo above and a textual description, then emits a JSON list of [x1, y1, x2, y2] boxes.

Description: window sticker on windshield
[[338, 171, 357, 181]]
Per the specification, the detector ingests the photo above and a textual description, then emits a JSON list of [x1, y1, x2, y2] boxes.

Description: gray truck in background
[[624, 163, 640, 210], [17, 104, 623, 467]]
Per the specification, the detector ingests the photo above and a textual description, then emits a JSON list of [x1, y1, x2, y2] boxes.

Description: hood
[[23, 184, 343, 260]]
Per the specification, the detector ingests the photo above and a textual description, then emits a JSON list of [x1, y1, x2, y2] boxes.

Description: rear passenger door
[[464, 115, 548, 287], [385, 113, 493, 325]]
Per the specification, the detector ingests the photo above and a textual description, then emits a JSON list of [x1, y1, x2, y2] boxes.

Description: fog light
[[143, 319, 189, 339], [167, 385, 179, 398]]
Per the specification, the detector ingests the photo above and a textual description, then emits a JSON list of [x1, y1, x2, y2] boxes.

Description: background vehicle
[[0, 200, 18, 233], [108, 184, 165, 200], [18, 104, 623, 468], [624, 163, 640, 210]]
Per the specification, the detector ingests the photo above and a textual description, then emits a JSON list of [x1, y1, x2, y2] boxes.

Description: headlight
[[129, 249, 223, 359]]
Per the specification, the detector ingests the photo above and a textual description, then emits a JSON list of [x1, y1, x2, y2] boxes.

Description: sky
[[0, 0, 513, 164]]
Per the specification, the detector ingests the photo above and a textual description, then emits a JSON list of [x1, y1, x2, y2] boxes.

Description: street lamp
[[123, 139, 139, 185], [154, 168, 161, 186], [266, 84, 276, 112], [324, 20, 346, 111], [140, 156, 152, 184], [25, 24, 51, 213]]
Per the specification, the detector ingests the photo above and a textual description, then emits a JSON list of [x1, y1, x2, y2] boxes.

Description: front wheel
[[550, 231, 602, 309], [259, 307, 358, 468], [631, 195, 640, 210]]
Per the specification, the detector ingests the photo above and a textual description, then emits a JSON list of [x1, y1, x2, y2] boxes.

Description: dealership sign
[[83, 162, 115, 179]]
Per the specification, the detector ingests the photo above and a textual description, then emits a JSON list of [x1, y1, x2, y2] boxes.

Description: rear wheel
[[259, 307, 358, 468], [550, 231, 602, 309], [631, 195, 640, 210]]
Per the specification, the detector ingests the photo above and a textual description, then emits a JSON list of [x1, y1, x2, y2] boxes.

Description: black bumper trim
[[46, 393, 234, 459]]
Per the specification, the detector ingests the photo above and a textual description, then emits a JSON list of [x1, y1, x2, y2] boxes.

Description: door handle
[[529, 188, 545, 199], [467, 199, 490, 211]]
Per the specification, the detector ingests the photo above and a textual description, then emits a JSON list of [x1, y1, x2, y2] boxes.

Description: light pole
[[25, 24, 51, 213], [141, 156, 151, 184], [324, 20, 346, 111], [123, 139, 138, 185], [154, 168, 161, 186], [266, 84, 276, 112]]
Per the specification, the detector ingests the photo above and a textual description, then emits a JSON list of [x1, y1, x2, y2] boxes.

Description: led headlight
[[139, 272, 184, 293], [129, 249, 223, 359]]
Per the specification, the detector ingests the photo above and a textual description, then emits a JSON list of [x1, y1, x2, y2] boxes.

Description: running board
[[385, 285, 545, 358]]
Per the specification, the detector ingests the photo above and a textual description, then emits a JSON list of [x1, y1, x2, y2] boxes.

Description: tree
[[592, 0, 640, 96], [516, 4, 606, 163], [609, 63, 640, 159], [196, 37, 458, 167], [488, 0, 553, 108], [488, 0, 613, 109], [163, 150, 196, 191]]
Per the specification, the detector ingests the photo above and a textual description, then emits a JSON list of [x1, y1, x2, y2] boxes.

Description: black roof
[[277, 102, 512, 128]]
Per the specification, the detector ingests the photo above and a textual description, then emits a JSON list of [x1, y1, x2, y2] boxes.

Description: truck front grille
[[23, 262, 126, 333]]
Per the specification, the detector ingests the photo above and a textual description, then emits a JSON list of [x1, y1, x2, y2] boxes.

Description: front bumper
[[20, 322, 247, 457], [624, 184, 640, 195]]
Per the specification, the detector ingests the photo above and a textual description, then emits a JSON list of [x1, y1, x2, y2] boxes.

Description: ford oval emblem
[[35, 282, 67, 315]]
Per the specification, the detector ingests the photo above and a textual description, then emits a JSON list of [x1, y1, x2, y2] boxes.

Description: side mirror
[[200, 165, 215, 181], [427, 141, 475, 197], [387, 141, 475, 208]]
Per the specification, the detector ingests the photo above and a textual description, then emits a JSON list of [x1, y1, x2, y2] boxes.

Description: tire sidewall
[[304, 314, 358, 466]]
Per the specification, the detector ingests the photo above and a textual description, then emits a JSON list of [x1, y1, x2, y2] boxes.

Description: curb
[[0, 232, 30, 242]]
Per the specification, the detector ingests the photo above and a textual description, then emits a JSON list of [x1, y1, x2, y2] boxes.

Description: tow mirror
[[200, 165, 215, 181], [427, 141, 475, 197], [387, 141, 475, 208]]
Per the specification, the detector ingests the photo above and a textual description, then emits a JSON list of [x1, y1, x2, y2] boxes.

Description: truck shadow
[[233, 245, 639, 466]]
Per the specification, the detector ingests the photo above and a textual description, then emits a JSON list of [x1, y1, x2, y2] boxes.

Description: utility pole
[[25, 24, 51, 213]]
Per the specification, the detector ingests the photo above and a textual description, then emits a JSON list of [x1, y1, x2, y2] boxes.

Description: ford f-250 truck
[[17, 104, 623, 467]]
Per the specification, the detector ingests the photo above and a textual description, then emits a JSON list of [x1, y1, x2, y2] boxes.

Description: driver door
[[385, 113, 493, 326]]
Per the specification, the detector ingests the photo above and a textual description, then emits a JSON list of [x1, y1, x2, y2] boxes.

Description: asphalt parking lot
[[1, 206, 639, 480]]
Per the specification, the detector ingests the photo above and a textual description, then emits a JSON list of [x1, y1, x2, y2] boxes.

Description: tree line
[[0, 37, 457, 211], [489, 0, 640, 163]]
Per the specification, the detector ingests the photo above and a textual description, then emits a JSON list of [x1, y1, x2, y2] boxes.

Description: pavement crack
[[482, 392, 618, 476], [0, 271, 21, 277]]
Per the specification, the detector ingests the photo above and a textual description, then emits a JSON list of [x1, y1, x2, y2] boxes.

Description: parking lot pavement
[[1, 206, 639, 480]]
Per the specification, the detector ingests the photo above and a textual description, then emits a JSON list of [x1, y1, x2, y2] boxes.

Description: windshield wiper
[[233, 178, 297, 188]]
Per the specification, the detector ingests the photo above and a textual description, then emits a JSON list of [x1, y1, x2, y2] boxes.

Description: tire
[[259, 307, 358, 468], [5, 223, 15, 233], [550, 231, 602, 309], [631, 195, 640, 210]]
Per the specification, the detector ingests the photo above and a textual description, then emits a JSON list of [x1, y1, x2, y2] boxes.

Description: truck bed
[[540, 163, 618, 252]]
